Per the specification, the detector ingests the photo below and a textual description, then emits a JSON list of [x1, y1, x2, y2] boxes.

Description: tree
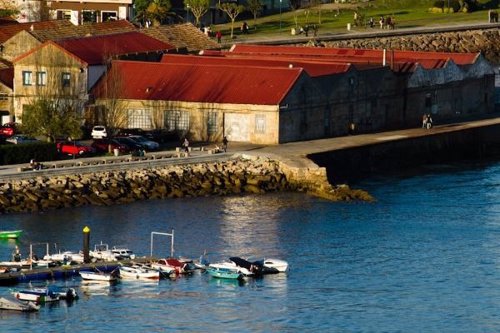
[[246, 0, 263, 29], [22, 100, 82, 142], [91, 66, 128, 134], [134, 0, 172, 26], [0, 0, 19, 18], [146, 0, 172, 26], [217, 3, 245, 39], [289, 0, 301, 27], [185, 0, 210, 27]]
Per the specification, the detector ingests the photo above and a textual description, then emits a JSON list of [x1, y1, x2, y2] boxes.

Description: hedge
[[0, 142, 58, 165]]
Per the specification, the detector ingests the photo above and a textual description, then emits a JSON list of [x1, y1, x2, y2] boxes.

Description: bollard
[[83, 226, 90, 263]]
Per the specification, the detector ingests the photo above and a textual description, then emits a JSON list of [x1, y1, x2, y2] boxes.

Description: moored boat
[[0, 230, 22, 239], [119, 265, 160, 281], [0, 297, 39, 312], [80, 270, 119, 282], [13, 286, 78, 304], [206, 265, 243, 280]]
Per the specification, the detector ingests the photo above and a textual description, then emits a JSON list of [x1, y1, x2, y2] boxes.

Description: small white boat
[[119, 265, 159, 281], [0, 297, 39, 312], [43, 251, 84, 264], [80, 270, 119, 282], [210, 261, 254, 276], [13, 287, 68, 304], [111, 247, 136, 260], [257, 258, 289, 273], [90, 242, 117, 262]]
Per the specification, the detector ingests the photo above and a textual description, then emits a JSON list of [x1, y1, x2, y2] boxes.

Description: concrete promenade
[[1, 116, 500, 180]]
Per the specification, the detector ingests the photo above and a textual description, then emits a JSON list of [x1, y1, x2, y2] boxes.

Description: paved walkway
[[2, 116, 499, 179]]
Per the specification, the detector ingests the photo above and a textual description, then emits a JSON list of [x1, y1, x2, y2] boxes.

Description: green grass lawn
[[212, 0, 497, 40]]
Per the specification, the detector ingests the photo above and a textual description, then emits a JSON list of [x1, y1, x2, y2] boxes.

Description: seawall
[[0, 155, 370, 214], [309, 123, 500, 184]]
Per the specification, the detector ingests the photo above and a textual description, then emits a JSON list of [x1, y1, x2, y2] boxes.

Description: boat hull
[[0, 230, 22, 239], [80, 271, 118, 282], [119, 267, 160, 281]]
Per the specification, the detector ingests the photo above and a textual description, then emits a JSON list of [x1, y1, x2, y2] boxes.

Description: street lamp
[[186, 4, 190, 23], [279, 0, 282, 31]]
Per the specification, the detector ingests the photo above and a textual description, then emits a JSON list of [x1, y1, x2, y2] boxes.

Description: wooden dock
[[0, 258, 153, 286]]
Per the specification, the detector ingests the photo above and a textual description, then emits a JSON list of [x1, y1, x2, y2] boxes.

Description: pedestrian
[[422, 114, 427, 129], [215, 30, 222, 43], [222, 136, 228, 153], [12, 245, 21, 262], [182, 138, 190, 155], [426, 114, 433, 129]]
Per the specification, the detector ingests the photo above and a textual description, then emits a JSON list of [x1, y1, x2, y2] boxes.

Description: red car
[[91, 139, 130, 154], [57, 141, 95, 156], [0, 123, 17, 138]]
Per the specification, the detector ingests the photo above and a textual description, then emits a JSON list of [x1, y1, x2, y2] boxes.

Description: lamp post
[[186, 4, 190, 23], [279, 0, 282, 32]]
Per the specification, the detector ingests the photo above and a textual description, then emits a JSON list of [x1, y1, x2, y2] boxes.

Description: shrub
[[450, 0, 461, 12], [0, 142, 58, 165]]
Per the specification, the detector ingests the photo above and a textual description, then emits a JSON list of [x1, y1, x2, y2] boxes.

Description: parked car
[[0, 122, 18, 138], [6, 135, 39, 144], [91, 125, 107, 139], [56, 141, 95, 156], [113, 136, 146, 151], [128, 135, 160, 151], [91, 138, 130, 154]]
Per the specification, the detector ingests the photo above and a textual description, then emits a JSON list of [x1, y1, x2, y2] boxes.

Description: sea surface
[[1, 159, 500, 332]]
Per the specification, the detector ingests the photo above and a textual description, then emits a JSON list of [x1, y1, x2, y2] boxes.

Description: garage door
[[224, 113, 250, 142]]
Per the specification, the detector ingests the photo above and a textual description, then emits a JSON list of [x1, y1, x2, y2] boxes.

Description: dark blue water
[[1, 160, 500, 332]]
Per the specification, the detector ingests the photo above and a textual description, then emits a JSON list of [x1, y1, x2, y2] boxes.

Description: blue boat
[[206, 265, 242, 280]]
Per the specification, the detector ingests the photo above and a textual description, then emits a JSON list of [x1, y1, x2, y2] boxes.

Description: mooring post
[[83, 226, 90, 263]]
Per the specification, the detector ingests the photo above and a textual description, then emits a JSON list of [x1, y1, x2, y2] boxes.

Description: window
[[207, 112, 217, 134], [36, 71, 46, 86], [82, 10, 97, 23], [57, 10, 72, 20], [22, 71, 32, 86], [0, 93, 8, 100], [61, 72, 71, 88], [165, 111, 189, 131], [127, 109, 152, 129], [255, 114, 266, 134], [102, 11, 117, 22]]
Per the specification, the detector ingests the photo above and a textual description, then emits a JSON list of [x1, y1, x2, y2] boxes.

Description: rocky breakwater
[[0, 156, 372, 214], [321, 28, 500, 64]]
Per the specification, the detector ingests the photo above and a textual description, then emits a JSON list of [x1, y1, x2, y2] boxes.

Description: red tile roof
[[93, 60, 303, 105], [229, 44, 479, 67], [0, 20, 75, 44], [55, 32, 175, 65], [161, 53, 352, 77]]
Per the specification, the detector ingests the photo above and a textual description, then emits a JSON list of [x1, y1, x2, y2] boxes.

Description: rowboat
[[80, 270, 119, 282], [206, 265, 243, 280], [119, 265, 160, 281], [0, 297, 39, 312], [0, 230, 22, 239]]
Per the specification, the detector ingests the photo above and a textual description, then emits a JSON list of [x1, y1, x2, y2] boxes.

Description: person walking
[[182, 138, 190, 156], [222, 136, 228, 153], [215, 31, 222, 43]]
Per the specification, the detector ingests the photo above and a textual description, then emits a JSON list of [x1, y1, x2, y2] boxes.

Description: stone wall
[[320, 29, 500, 64], [0, 156, 372, 214]]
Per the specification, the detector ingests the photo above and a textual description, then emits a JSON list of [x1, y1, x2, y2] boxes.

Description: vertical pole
[[30, 244, 33, 270], [83, 226, 90, 264], [171, 229, 174, 258]]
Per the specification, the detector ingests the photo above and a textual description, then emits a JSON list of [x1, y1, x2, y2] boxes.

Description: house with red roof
[[91, 60, 328, 144], [11, 31, 175, 122]]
